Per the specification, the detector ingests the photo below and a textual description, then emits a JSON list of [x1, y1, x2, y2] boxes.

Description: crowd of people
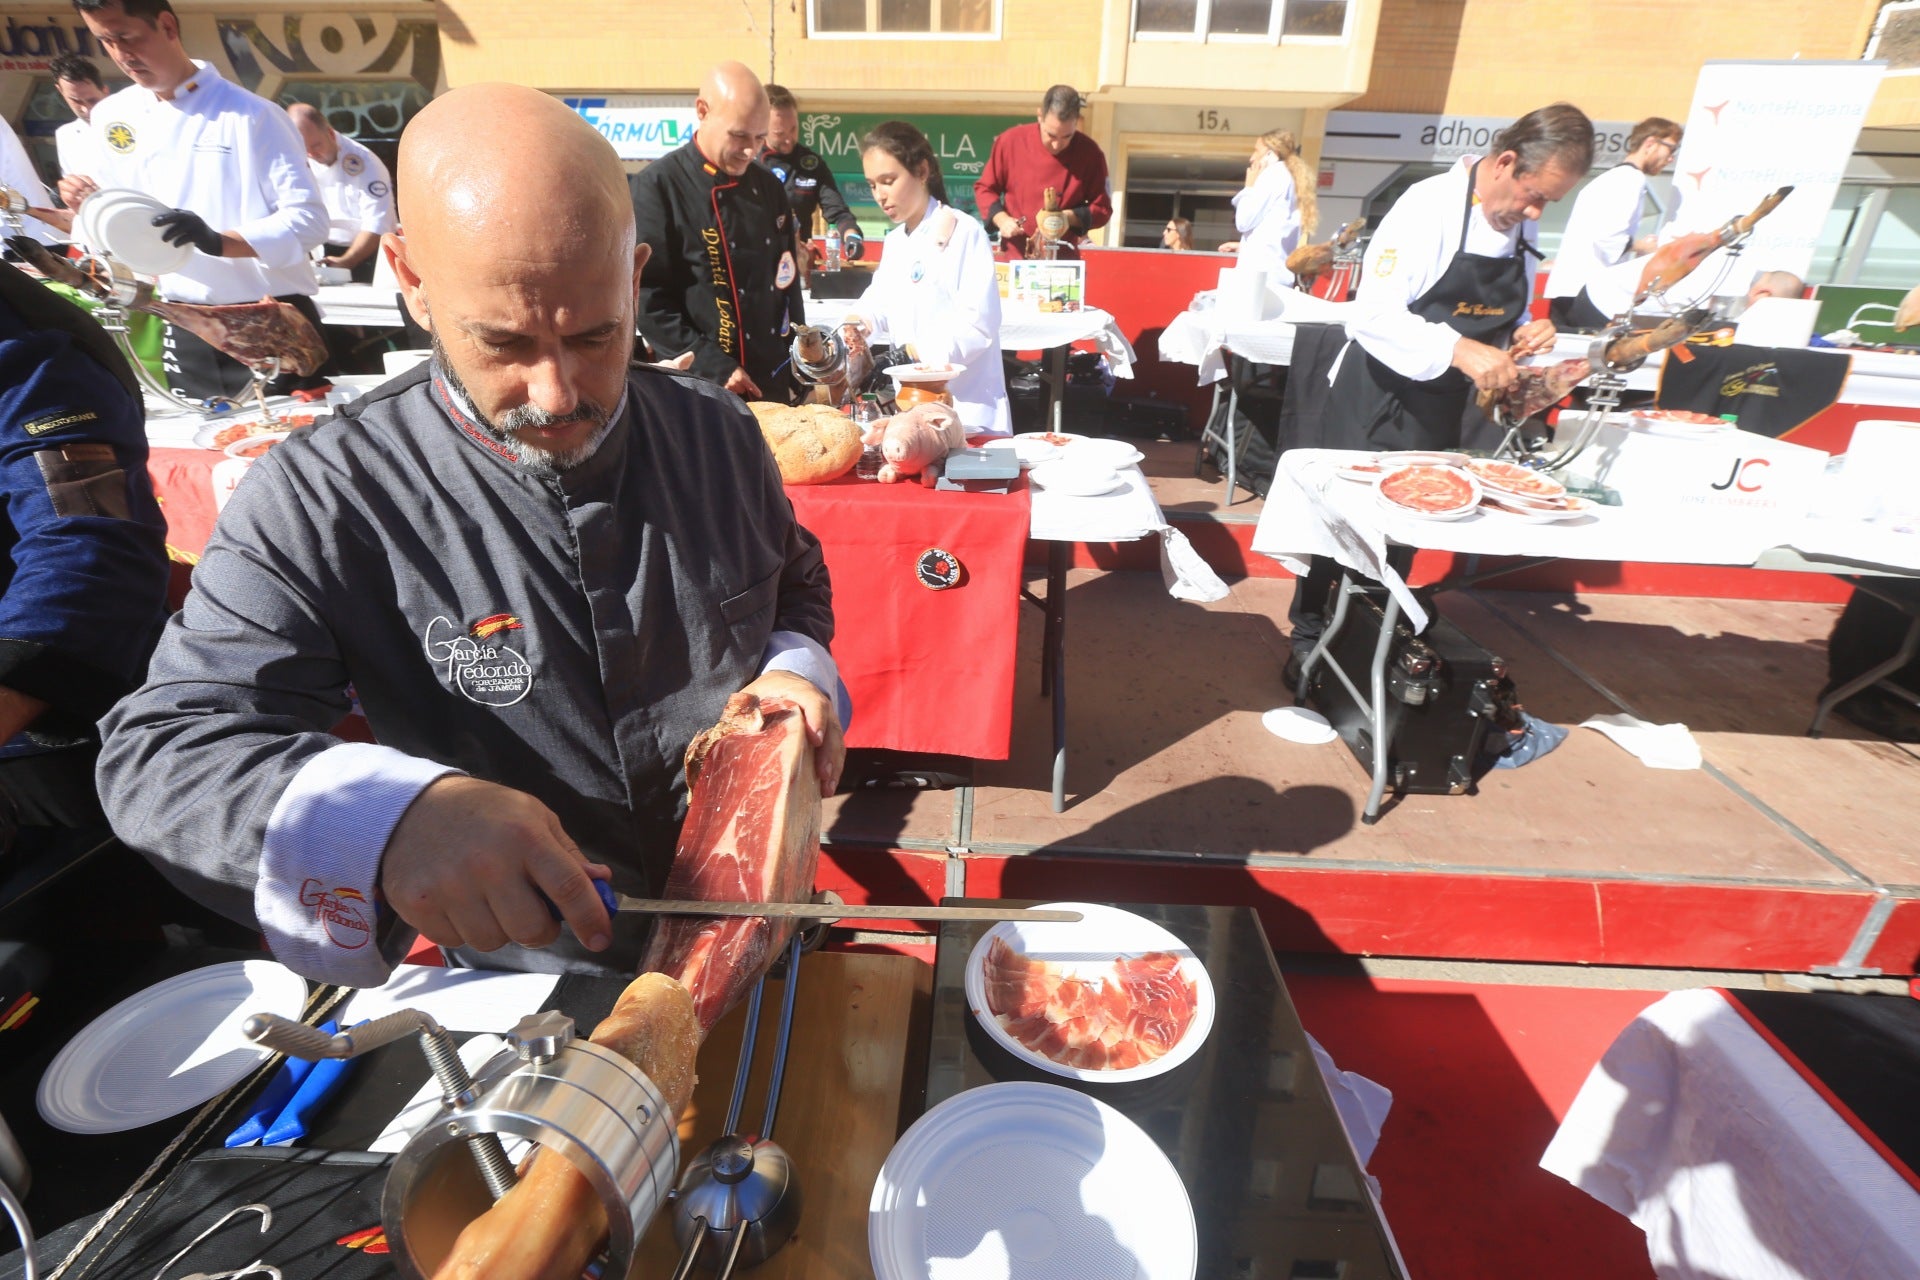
[[0, 0, 1911, 986]]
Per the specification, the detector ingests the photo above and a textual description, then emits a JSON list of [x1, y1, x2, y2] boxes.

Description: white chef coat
[[0, 120, 60, 245], [849, 197, 1010, 436], [54, 117, 98, 182], [1231, 158, 1301, 284], [1543, 163, 1646, 303], [1336, 156, 1539, 384], [308, 133, 395, 244], [83, 61, 325, 305]]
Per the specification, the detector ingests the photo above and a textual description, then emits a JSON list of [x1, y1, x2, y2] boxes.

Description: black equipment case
[[1301, 587, 1520, 801]]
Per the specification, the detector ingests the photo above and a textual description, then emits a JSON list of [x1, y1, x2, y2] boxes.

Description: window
[[1133, 0, 1349, 41], [810, 0, 997, 37]]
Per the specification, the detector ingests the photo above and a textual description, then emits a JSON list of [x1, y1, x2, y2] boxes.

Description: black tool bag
[[65, 1148, 394, 1280], [1302, 588, 1519, 797]]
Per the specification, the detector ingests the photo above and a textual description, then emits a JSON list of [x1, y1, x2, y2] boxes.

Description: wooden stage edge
[[814, 843, 1920, 979]]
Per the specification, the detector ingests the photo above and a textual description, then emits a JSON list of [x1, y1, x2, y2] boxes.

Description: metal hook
[[151, 1202, 281, 1280]]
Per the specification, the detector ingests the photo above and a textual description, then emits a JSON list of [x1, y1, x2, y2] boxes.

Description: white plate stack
[[77, 187, 192, 277]]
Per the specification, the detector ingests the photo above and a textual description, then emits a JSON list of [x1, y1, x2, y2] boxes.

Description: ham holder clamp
[[1484, 186, 1793, 473], [242, 894, 1076, 1280]]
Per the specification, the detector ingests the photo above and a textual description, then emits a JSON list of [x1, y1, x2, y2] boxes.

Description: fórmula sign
[[561, 96, 695, 162]]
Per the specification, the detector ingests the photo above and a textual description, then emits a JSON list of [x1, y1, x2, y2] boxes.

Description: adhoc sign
[[0, 13, 98, 73], [799, 111, 1025, 233], [561, 96, 695, 162], [1324, 110, 1638, 169]]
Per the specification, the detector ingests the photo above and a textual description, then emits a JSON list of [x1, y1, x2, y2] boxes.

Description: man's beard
[[431, 331, 621, 474]]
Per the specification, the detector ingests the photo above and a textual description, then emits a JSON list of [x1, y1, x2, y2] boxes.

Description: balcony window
[[1133, 0, 1348, 41], [811, 0, 997, 36]]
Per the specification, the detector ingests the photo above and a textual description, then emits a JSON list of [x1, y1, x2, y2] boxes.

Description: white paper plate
[[1630, 410, 1730, 436], [38, 960, 308, 1134], [1072, 438, 1146, 469], [870, 1081, 1197, 1280], [884, 361, 966, 383], [964, 902, 1214, 1084], [1013, 430, 1088, 447], [1464, 459, 1568, 504], [1027, 460, 1125, 498], [1480, 495, 1597, 524], [1379, 449, 1469, 467], [1262, 706, 1338, 744], [1008, 436, 1058, 468], [81, 187, 192, 276], [192, 418, 293, 451], [1373, 464, 1482, 519]]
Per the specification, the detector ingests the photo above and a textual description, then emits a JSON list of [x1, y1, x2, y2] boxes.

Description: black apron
[[1324, 162, 1535, 451]]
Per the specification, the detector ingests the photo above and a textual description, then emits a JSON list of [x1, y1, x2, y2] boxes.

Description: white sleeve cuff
[[237, 202, 328, 269], [760, 629, 852, 729], [257, 742, 461, 987]]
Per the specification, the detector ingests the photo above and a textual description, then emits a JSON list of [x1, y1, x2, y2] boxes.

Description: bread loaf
[[748, 401, 862, 485]]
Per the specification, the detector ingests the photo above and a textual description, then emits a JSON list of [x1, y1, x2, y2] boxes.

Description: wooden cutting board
[[631, 949, 931, 1278]]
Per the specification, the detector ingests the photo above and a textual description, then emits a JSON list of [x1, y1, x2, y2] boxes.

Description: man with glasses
[[631, 61, 803, 403], [974, 84, 1111, 260], [1546, 117, 1682, 332]]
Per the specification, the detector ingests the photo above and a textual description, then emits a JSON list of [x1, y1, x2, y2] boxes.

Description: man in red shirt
[[974, 84, 1112, 260]]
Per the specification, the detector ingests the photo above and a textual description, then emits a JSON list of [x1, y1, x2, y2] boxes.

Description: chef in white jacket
[[1228, 129, 1317, 284], [63, 0, 328, 399], [845, 119, 1009, 437], [1544, 117, 1680, 331]]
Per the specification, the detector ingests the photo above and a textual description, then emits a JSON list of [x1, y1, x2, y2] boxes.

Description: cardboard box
[[1581, 418, 1830, 518]]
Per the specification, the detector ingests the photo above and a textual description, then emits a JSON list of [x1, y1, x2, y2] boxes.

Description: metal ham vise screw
[[245, 1005, 680, 1280]]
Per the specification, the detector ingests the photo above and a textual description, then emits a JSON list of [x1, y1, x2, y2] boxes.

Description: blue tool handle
[[263, 1022, 358, 1146], [223, 1019, 334, 1147], [545, 878, 619, 921]]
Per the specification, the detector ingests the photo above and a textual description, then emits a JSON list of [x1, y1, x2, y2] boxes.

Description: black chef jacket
[[763, 143, 860, 240], [632, 140, 806, 404]]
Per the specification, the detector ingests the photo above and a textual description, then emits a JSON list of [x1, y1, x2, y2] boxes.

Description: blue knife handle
[[263, 1024, 359, 1146], [223, 1020, 333, 1147], [545, 879, 620, 921]]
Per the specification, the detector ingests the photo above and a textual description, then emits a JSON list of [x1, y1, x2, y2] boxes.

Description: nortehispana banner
[[1665, 60, 1885, 292]]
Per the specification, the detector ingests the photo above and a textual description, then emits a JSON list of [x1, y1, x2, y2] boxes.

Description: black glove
[[842, 230, 864, 262], [151, 209, 223, 257]]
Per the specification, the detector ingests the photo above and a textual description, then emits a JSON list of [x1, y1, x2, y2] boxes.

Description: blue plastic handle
[[263, 1021, 358, 1146], [222, 1026, 327, 1147], [545, 879, 620, 921]]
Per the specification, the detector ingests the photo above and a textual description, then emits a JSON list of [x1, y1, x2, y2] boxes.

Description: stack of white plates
[[77, 187, 192, 276], [1073, 437, 1146, 469], [1028, 459, 1125, 498]]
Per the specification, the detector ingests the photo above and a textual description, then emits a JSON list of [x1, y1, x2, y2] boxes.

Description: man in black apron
[[1290, 104, 1593, 670]]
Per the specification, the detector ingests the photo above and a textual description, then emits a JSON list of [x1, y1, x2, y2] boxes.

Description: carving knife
[[580, 881, 1080, 924]]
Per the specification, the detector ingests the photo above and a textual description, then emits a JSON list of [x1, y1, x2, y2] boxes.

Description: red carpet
[[1286, 973, 1665, 1280]]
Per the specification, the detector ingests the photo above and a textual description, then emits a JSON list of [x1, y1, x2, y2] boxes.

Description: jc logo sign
[[1710, 457, 1770, 493]]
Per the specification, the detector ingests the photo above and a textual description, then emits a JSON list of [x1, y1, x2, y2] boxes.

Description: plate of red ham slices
[[965, 902, 1214, 1083]]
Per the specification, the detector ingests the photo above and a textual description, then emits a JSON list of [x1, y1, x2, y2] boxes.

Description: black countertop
[[923, 901, 1406, 1280]]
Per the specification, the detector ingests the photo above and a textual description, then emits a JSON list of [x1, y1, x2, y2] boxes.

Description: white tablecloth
[[1027, 464, 1164, 544], [802, 296, 1137, 376], [1156, 292, 1357, 382], [1251, 449, 1811, 630], [313, 283, 402, 328], [1541, 988, 1920, 1280]]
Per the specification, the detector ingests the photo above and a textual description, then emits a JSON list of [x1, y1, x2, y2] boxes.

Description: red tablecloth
[[148, 447, 1032, 759], [148, 446, 225, 561], [787, 475, 1030, 760]]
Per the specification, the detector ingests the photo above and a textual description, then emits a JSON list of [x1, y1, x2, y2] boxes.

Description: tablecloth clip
[[150, 1202, 283, 1280]]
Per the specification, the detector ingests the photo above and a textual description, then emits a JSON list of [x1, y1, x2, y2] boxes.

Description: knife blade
[[582, 881, 1079, 924]]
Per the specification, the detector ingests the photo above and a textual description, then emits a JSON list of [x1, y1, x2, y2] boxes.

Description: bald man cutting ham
[[97, 83, 846, 987], [632, 60, 807, 402]]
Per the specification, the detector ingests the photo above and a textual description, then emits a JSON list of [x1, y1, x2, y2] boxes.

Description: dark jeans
[[0, 745, 105, 856]]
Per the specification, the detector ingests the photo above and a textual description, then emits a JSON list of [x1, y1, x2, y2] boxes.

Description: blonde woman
[[1231, 130, 1319, 284]]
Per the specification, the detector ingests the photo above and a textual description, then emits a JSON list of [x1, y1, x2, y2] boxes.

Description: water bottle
[[825, 226, 842, 274]]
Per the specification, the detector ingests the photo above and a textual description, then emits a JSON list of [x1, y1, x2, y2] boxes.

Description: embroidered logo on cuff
[[300, 879, 372, 949]]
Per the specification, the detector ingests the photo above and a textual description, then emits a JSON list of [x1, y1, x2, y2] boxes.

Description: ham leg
[[4, 235, 327, 375], [1477, 357, 1591, 421], [432, 693, 821, 1280]]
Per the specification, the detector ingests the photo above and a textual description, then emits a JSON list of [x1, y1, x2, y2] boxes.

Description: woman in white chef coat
[[1226, 130, 1318, 285], [845, 121, 1010, 436]]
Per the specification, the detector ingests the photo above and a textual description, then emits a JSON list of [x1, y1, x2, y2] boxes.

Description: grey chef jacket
[[96, 361, 835, 986]]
